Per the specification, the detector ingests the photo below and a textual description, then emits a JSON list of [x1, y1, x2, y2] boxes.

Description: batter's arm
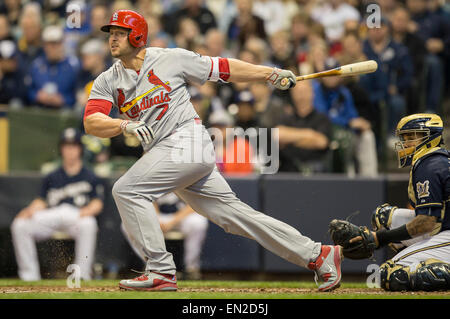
[[227, 58, 273, 83], [84, 112, 124, 138]]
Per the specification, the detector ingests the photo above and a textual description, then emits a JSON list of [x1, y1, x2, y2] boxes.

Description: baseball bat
[[281, 60, 378, 87]]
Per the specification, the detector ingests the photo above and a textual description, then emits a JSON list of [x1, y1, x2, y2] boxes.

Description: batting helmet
[[101, 10, 148, 48]]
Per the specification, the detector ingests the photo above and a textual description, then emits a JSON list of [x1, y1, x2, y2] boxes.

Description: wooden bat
[[281, 60, 378, 87]]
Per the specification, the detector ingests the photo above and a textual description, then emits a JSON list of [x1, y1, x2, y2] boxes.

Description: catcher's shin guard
[[411, 259, 450, 291], [379, 260, 412, 291], [380, 259, 450, 291]]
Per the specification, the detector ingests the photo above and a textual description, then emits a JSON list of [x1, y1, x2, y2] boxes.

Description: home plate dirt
[[1, 285, 449, 295]]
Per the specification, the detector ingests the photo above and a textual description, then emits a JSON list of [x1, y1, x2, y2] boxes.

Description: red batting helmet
[[101, 10, 148, 48]]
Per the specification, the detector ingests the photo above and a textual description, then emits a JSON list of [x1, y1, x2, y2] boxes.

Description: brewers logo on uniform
[[416, 180, 430, 199]]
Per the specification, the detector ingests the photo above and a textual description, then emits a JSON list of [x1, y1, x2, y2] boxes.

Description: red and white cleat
[[308, 245, 342, 292], [119, 272, 177, 291]]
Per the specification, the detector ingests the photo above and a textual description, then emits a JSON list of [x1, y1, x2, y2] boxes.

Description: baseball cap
[[60, 127, 83, 145], [42, 25, 64, 42], [235, 90, 255, 105], [81, 39, 106, 56], [324, 57, 340, 70]]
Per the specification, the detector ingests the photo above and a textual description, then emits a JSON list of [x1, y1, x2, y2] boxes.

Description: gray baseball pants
[[112, 121, 321, 275]]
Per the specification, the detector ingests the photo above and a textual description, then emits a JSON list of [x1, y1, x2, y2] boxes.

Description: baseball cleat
[[308, 245, 342, 292], [119, 272, 177, 291]]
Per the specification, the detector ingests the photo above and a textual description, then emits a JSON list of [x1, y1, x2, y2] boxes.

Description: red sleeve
[[83, 99, 113, 121], [218, 57, 230, 82]]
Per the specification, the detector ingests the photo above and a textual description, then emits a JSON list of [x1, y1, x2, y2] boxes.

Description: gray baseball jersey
[[91, 47, 322, 276], [89, 47, 218, 151]]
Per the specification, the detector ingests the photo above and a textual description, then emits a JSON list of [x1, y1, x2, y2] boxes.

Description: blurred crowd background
[[0, 0, 449, 176]]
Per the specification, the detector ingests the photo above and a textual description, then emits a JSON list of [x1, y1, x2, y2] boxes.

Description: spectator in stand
[[0, 14, 21, 105], [233, 90, 259, 131], [205, 28, 232, 58], [277, 80, 332, 174], [64, 0, 92, 57], [28, 25, 80, 109], [76, 39, 109, 113], [227, 0, 267, 49], [310, 0, 360, 46], [427, 0, 450, 98], [269, 29, 296, 70], [290, 12, 313, 67], [205, 0, 237, 34], [216, 49, 255, 111], [250, 81, 286, 128], [312, 58, 378, 177], [209, 108, 257, 175], [111, 0, 136, 12], [243, 36, 270, 65], [41, 0, 68, 20], [189, 83, 225, 127], [338, 32, 379, 142], [88, 2, 111, 42], [146, 14, 176, 49], [16, 3, 44, 105], [252, 0, 287, 36], [164, 0, 217, 36], [0, 0, 22, 28], [174, 17, 203, 51], [361, 17, 413, 136], [299, 40, 329, 77], [135, 0, 164, 18], [389, 5, 427, 115], [376, 0, 398, 20], [406, 0, 449, 114]]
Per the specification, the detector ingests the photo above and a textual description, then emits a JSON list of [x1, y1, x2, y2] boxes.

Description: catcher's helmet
[[101, 10, 148, 48], [395, 113, 444, 168]]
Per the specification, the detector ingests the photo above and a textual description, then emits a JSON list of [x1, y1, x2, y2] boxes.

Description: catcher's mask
[[394, 113, 443, 168]]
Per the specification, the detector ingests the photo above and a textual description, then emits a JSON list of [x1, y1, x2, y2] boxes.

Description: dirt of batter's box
[[1, 286, 449, 295]]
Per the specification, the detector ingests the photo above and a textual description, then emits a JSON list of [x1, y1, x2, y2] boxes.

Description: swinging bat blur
[[281, 60, 378, 87]]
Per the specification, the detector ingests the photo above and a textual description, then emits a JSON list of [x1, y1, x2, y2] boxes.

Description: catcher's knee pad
[[411, 259, 450, 291], [371, 203, 397, 231], [379, 260, 412, 291]]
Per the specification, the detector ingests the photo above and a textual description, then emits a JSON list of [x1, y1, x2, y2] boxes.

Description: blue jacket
[[28, 54, 80, 108], [361, 39, 414, 104], [312, 80, 359, 128]]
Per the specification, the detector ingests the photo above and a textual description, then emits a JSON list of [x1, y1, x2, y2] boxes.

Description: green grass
[[0, 279, 448, 299]]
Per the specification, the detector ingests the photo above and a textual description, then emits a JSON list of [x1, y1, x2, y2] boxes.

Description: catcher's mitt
[[329, 219, 377, 260]]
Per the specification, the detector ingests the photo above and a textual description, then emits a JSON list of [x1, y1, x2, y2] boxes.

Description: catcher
[[329, 113, 450, 291]]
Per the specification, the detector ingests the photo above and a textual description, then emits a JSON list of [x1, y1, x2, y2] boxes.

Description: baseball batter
[[84, 10, 342, 292]]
